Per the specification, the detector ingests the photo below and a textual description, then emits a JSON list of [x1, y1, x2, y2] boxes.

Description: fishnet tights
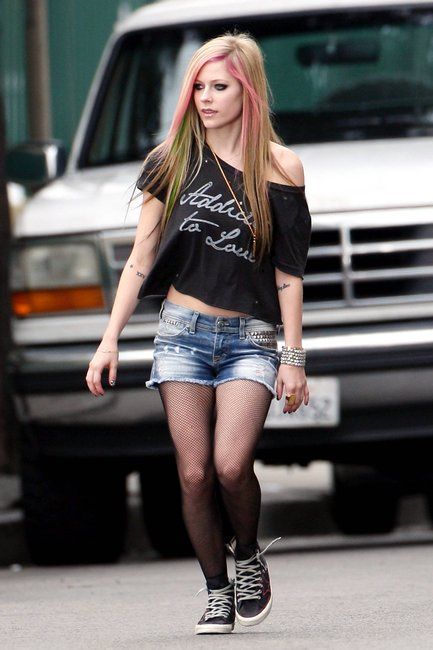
[[158, 379, 273, 579]]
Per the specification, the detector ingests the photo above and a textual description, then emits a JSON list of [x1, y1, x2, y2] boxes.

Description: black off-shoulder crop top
[[135, 144, 312, 325]]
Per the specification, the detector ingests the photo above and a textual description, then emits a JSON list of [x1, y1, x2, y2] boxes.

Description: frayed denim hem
[[145, 377, 215, 390], [213, 376, 277, 399]]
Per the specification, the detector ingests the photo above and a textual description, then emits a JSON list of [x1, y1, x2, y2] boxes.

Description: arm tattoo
[[129, 263, 146, 279], [277, 282, 291, 293]]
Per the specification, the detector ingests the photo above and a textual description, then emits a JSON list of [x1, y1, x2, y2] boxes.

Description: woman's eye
[[193, 83, 227, 91]]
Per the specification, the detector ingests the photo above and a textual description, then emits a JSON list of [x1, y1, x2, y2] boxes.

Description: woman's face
[[193, 59, 243, 130]]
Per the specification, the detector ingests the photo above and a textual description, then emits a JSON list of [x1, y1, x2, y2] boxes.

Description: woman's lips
[[202, 109, 217, 115]]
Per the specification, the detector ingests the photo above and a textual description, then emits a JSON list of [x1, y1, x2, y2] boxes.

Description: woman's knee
[[178, 465, 215, 498], [215, 458, 252, 490]]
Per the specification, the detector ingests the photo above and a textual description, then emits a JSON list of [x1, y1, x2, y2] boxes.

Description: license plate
[[265, 376, 340, 428]]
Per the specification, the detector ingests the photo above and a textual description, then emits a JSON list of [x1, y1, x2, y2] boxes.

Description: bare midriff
[[166, 284, 252, 317]]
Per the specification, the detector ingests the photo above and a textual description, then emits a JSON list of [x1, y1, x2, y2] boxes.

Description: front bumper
[[8, 319, 433, 461]]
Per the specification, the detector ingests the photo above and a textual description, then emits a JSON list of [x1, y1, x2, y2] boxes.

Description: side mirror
[[6, 139, 68, 189]]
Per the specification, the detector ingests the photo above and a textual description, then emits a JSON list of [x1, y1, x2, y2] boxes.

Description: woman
[[86, 32, 311, 635]]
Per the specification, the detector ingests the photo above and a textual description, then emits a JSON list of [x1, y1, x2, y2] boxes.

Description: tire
[[425, 492, 433, 525], [20, 429, 127, 565], [331, 464, 399, 535], [139, 456, 193, 557], [139, 456, 235, 558], [421, 475, 433, 526]]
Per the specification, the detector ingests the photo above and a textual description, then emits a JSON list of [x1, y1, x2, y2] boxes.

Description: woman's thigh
[[213, 378, 273, 477], [158, 381, 216, 484], [146, 306, 219, 474]]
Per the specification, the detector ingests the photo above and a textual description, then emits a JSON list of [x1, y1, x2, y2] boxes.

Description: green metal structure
[[0, 0, 149, 151]]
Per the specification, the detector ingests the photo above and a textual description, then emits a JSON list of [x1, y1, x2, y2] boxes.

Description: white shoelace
[[233, 537, 282, 602], [195, 580, 234, 620]]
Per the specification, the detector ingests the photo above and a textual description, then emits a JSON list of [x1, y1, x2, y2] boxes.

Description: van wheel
[[139, 457, 194, 557], [423, 488, 433, 526], [21, 433, 127, 565], [331, 464, 399, 535]]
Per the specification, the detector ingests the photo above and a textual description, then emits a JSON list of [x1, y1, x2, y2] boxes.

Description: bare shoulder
[[269, 142, 305, 186]]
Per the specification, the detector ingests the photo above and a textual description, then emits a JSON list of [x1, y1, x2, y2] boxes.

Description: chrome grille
[[304, 209, 433, 311], [100, 207, 433, 325]]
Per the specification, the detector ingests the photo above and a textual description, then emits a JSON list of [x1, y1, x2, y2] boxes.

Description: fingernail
[[110, 380, 116, 386]]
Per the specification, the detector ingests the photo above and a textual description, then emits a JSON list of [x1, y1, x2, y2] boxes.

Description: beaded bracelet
[[280, 345, 306, 367]]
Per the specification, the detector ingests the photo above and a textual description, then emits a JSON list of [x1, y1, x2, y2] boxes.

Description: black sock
[[235, 540, 259, 560], [206, 570, 230, 590]]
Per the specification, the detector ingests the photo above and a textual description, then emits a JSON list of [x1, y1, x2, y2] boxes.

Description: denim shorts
[[146, 299, 282, 399]]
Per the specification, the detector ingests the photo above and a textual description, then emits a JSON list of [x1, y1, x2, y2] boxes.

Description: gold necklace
[[206, 143, 257, 258]]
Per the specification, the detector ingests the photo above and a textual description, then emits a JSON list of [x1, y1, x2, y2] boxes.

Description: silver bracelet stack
[[279, 345, 306, 367]]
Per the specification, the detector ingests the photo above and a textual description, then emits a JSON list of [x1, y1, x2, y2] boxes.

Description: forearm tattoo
[[129, 263, 146, 279], [277, 282, 291, 292]]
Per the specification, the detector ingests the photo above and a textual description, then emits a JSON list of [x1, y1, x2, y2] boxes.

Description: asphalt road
[[2, 462, 433, 649]]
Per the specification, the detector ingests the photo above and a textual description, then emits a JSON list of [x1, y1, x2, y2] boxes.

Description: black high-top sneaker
[[231, 537, 281, 627], [194, 579, 235, 635]]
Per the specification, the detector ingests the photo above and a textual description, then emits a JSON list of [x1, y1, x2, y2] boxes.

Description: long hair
[[134, 31, 302, 264]]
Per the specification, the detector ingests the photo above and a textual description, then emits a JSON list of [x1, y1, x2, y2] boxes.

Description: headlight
[[11, 241, 105, 317]]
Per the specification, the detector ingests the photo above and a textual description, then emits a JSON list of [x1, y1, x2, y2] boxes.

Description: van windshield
[[81, 5, 433, 167]]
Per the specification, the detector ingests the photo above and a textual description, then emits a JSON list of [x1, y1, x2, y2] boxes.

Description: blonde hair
[[134, 31, 301, 264]]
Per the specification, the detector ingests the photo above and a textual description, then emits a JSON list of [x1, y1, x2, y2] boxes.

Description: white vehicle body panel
[[14, 137, 433, 238]]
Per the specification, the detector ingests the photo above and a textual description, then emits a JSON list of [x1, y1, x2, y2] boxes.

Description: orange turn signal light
[[12, 286, 105, 317]]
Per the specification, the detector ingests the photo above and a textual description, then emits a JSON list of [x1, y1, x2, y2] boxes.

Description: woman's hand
[[276, 364, 309, 414], [86, 343, 119, 397]]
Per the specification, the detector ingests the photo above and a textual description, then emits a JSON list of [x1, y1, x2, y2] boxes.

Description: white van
[[7, 0, 433, 564]]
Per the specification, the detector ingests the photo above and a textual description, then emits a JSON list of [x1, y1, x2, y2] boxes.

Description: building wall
[[0, 0, 27, 146], [0, 0, 149, 151]]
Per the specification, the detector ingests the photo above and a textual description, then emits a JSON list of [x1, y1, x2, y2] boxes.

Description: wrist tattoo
[[129, 263, 146, 279], [277, 282, 291, 292]]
